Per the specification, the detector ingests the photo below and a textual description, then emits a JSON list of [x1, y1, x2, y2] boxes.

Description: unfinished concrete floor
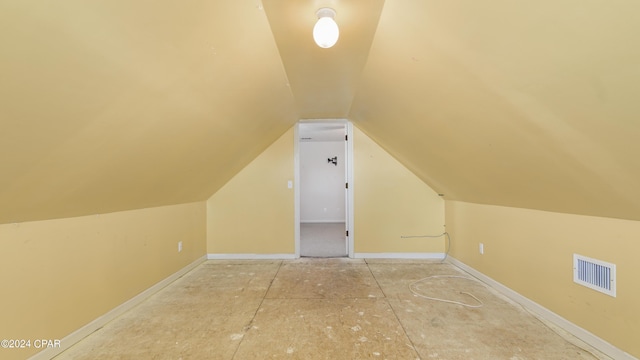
[[55, 259, 609, 360]]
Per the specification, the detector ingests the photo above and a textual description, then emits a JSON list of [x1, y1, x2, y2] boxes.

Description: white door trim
[[346, 121, 354, 258], [294, 123, 301, 257], [295, 119, 354, 258]]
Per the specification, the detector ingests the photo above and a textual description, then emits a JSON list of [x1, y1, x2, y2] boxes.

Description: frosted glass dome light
[[313, 8, 339, 48]]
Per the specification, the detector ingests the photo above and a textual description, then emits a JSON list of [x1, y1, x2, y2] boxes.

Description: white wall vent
[[573, 254, 616, 297]]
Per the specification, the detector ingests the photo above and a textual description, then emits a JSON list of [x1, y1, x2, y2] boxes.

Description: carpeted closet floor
[[300, 222, 347, 257]]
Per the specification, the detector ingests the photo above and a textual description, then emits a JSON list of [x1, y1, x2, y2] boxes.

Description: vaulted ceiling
[[2, 0, 640, 224]]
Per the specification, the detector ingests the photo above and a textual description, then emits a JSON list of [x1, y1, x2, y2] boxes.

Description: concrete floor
[[55, 259, 608, 360]]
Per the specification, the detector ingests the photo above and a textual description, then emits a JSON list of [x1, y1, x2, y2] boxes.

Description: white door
[[296, 121, 352, 257]]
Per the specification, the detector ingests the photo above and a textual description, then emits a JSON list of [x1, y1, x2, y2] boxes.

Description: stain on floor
[[54, 259, 609, 360]]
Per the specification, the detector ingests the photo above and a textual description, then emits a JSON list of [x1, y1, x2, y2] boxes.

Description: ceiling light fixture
[[313, 8, 339, 48]]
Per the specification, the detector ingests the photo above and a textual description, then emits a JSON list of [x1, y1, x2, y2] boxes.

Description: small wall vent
[[573, 254, 616, 297]]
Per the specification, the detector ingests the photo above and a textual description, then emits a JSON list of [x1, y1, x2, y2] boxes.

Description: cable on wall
[[409, 275, 483, 308], [400, 232, 451, 261]]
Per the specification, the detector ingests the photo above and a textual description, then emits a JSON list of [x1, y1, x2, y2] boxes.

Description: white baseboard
[[354, 252, 445, 259], [447, 256, 637, 360], [207, 253, 296, 260], [29, 255, 207, 360], [300, 220, 345, 224]]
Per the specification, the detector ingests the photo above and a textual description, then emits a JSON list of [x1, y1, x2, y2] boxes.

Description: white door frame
[[294, 119, 354, 258]]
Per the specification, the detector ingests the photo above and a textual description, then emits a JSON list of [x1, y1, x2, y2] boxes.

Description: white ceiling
[[299, 123, 346, 142]]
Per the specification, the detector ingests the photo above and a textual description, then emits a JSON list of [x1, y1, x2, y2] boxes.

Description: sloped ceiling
[[262, 0, 384, 118], [349, 0, 640, 220], [2, 0, 640, 224], [0, 0, 298, 223]]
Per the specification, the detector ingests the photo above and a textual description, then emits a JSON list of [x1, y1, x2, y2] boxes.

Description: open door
[[295, 120, 353, 258]]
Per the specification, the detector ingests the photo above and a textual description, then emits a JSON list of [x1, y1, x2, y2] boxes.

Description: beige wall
[[445, 200, 640, 358], [353, 127, 445, 254], [0, 202, 206, 360], [207, 128, 295, 255], [206, 125, 445, 256]]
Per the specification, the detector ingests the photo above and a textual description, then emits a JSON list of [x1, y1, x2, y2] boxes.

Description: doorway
[[295, 120, 353, 258]]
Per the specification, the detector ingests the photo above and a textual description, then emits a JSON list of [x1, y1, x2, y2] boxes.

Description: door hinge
[[345, 134, 348, 141], [346, 230, 349, 237], [345, 182, 349, 189]]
